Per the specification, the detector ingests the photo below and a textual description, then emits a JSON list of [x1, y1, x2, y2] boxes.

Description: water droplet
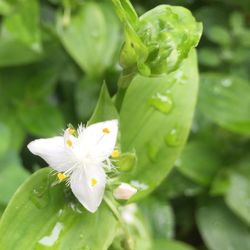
[[30, 181, 49, 209], [37, 222, 64, 247], [68, 201, 84, 214], [147, 142, 158, 162], [174, 71, 188, 85], [175, 158, 182, 167], [221, 78, 232, 87], [130, 180, 148, 191], [165, 128, 181, 147], [149, 92, 173, 114]]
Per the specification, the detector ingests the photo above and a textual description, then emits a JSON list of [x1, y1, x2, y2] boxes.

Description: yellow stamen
[[102, 127, 110, 134], [68, 128, 75, 135], [111, 149, 119, 158], [57, 172, 66, 181], [91, 178, 97, 187], [66, 139, 72, 147]]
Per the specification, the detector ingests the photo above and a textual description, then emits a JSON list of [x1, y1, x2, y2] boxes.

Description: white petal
[[70, 165, 106, 213], [27, 137, 75, 172], [78, 120, 118, 161]]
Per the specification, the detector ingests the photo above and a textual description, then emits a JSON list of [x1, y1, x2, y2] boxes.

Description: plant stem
[[104, 196, 133, 250]]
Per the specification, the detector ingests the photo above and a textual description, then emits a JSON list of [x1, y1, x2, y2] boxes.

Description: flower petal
[[27, 137, 75, 172], [70, 165, 106, 213], [78, 120, 118, 161]]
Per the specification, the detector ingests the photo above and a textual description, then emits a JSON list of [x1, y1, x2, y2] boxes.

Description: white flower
[[28, 120, 118, 213], [113, 183, 137, 200]]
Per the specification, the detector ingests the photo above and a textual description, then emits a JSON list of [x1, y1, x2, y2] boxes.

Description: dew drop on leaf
[[149, 92, 173, 114], [164, 128, 181, 147], [30, 181, 49, 209], [36, 222, 64, 248], [221, 78, 232, 87], [147, 142, 158, 162]]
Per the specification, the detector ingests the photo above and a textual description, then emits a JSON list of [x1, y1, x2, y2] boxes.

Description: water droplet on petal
[[165, 128, 181, 147], [149, 92, 173, 114]]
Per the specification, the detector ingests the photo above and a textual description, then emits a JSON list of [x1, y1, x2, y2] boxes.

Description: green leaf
[[110, 204, 152, 250], [75, 76, 101, 121], [18, 102, 64, 137], [57, 1, 120, 76], [198, 48, 221, 67], [0, 168, 117, 250], [158, 169, 204, 199], [210, 169, 230, 196], [0, 0, 13, 15], [224, 159, 250, 226], [114, 2, 202, 76], [0, 152, 29, 204], [177, 140, 222, 186], [140, 197, 175, 240], [2, 0, 41, 50], [119, 50, 199, 200], [154, 239, 195, 250], [0, 107, 25, 151], [0, 204, 5, 218], [0, 61, 59, 101], [0, 123, 10, 157], [88, 83, 118, 125], [196, 199, 250, 250], [0, 38, 43, 67], [199, 74, 250, 135], [206, 25, 231, 46]]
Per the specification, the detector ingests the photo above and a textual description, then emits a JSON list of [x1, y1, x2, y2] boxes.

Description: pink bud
[[113, 183, 137, 200]]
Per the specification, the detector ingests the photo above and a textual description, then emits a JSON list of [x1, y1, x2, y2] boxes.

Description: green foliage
[[154, 239, 195, 250], [57, 0, 120, 77], [120, 50, 199, 200], [0, 168, 117, 249], [0, 0, 249, 249], [197, 199, 250, 250], [113, 0, 202, 77]]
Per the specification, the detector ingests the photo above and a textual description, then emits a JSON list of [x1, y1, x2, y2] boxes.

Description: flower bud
[[113, 183, 137, 200], [113, 0, 202, 78]]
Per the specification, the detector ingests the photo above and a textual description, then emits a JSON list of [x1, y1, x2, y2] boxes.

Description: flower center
[[91, 178, 97, 187], [57, 172, 66, 181], [102, 127, 110, 134]]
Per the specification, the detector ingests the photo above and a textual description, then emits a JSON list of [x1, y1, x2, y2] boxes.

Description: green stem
[[104, 196, 133, 250], [115, 70, 137, 111]]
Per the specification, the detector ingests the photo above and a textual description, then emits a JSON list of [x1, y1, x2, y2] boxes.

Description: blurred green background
[[0, 0, 250, 249]]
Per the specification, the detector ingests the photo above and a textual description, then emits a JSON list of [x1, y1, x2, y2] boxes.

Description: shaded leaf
[[0, 152, 29, 204], [140, 197, 175, 240], [196, 198, 250, 250], [154, 239, 195, 250], [177, 140, 222, 186], [18, 102, 64, 137], [199, 74, 250, 135], [57, 1, 120, 76]]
